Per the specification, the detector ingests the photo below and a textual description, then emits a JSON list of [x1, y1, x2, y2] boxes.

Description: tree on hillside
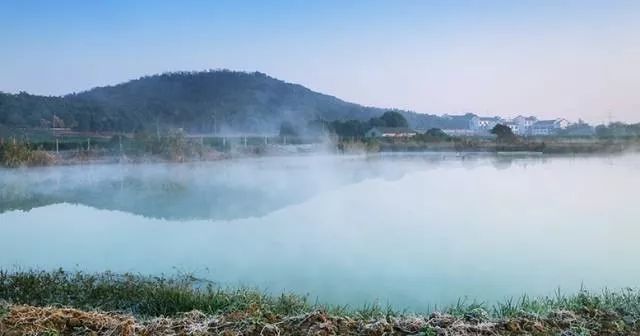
[[379, 111, 409, 128], [490, 124, 517, 142], [330, 120, 367, 137], [323, 111, 412, 138]]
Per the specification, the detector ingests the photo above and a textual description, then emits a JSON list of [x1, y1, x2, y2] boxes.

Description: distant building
[[505, 122, 525, 135], [529, 119, 570, 136], [442, 114, 577, 137], [365, 127, 417, 138], [469, 116, 503, 132], [513, 116, 538, 131]]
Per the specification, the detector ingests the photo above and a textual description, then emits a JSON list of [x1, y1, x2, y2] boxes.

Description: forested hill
[[0, 70, 473, 134]]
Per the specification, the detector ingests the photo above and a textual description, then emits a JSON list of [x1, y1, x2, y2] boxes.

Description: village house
[[513, 116, 538, 130], [529, 119, 570, 136], [365, 127, 417, 138], [469, 116, 504, 132], [505, 122, 525, 135]]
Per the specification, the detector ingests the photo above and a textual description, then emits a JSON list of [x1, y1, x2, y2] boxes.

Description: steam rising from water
[[1, 153, 639, 309]]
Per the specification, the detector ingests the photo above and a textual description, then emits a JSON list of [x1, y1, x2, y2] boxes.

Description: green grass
[[2, 269, 640, 323], [0, 269, 313, 318], [0, 302, 7, 317], [491, 287, 640, 320], [0, 269, 413, 319]]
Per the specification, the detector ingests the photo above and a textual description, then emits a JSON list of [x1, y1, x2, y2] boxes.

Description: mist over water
[[1, 153, 640, 310]]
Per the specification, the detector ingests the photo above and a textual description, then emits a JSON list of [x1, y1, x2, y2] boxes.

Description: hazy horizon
[[1, 0, 639, 124]]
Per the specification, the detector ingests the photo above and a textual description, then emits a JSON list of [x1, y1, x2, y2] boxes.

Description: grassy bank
[[2, 270, 640, 335], [3, 131, 640, 168], [0, 141, 54, 168], [367, 137, 640, 155]]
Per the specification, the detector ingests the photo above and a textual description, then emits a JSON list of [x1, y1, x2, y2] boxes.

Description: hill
[[0, 70, 474, 134]]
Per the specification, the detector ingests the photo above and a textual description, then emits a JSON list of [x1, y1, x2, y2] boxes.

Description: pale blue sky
[[1, 0, 639, 122]]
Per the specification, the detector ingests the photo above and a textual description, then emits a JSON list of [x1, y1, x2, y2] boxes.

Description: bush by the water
[[0, 141, 54, 167]]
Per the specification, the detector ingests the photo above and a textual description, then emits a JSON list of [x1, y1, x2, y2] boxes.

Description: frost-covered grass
[[4, 269, 640, 335], [0, 269, 312, 318], [492, 287, 640, 318], [2, 269, 640, 322]]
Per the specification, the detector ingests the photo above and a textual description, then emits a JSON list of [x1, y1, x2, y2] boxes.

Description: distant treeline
[[282, 111, 415, 138], [594, 122, 640, 138]]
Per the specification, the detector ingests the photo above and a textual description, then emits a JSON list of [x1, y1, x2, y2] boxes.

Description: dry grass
[[0, 304, 635, 336], [0, 141, 55, 167], [0, 305, 134, 336], [0, 305, 499, 336]]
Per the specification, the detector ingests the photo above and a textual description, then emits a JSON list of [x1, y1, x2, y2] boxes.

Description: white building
[[513, 116, 538, 130], [505, 122, 525, 135], [469, 117, 503, 132], [529, 119, 570, 136], [462, 114, 573, 136]]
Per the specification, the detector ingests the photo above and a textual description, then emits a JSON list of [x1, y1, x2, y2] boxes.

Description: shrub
[[0, 141, 54, 167]]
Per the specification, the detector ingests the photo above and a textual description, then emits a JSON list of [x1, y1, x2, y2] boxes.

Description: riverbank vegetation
[[0, 140, 54, 168], [0, 132, 222, 167], [2, 269, 640, 335], [3, 119, 640, 168]]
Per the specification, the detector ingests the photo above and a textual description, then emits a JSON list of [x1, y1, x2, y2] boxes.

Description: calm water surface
[[1, 153, 639, 309]]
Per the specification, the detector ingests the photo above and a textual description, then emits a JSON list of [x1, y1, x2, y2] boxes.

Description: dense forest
[[0, 70, 475, 134]]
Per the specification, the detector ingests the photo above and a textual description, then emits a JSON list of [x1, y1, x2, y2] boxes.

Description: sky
[[1, 0, 639, 123]]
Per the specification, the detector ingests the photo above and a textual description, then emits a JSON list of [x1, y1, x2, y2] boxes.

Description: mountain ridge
[[0, 70, 473, 134]]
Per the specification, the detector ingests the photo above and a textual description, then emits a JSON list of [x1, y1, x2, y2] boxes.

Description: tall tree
[[491, 124, 517, 142]]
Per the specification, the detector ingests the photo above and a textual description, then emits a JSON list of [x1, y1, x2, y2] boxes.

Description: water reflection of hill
[[1, 180, 296, 220], [0, 154, 547, 220]]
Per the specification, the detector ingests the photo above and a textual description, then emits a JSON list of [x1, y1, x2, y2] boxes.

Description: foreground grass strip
[[2, 269, 640, 335], [1, 304, 636, 336], [0, 269, 312, 318]]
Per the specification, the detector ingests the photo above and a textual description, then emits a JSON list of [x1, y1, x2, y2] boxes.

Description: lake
[[1, 153, 639, 310]]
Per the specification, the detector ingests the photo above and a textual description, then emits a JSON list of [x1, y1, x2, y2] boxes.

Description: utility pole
[[52, 113, 56, 136]]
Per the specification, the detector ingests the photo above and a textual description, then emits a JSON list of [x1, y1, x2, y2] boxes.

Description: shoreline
[[2, 140, 639, 169], [1, 270, 637, 335], [3, 130, 640, 168]]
